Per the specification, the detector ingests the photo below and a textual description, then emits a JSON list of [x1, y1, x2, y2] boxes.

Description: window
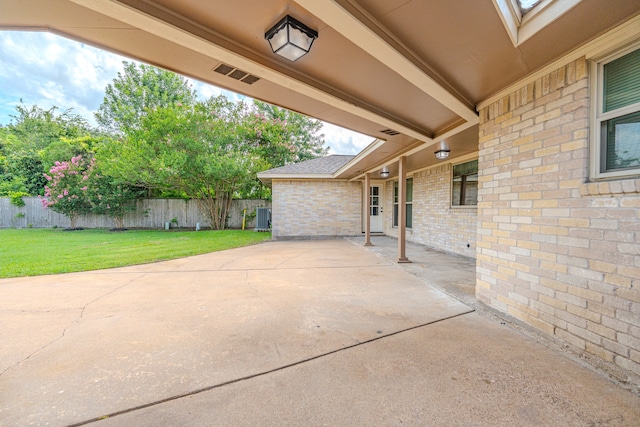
[[369, 186, 379, 216], [516, 0, 543, 15], [452, 160, 478, 206], [393, 178, 413, 228], [592, 45, 640, 179]]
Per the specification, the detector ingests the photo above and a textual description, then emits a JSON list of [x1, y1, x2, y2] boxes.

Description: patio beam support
[[364, 173, 373, 246], [397, 156, 411, 263]]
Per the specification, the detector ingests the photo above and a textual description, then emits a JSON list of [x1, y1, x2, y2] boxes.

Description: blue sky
[[0, 31, 373, 155]]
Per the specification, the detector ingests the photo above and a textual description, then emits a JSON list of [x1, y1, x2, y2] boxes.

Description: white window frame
[[392, 177, 413, 229], [492, 0, 582, 47], [590, 41, 640, 181]]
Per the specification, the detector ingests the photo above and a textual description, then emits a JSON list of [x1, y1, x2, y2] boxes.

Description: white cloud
[[0, 31, 372, 155], [322, 122, 375, 155]]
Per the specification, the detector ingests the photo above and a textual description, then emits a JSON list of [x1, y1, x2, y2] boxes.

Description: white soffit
[[492, 0, 583, 46]]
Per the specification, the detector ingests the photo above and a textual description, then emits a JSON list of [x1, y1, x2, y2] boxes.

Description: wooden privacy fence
[[0, 198, 271, 230]]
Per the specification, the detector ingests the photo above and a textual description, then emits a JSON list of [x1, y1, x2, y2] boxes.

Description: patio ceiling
[[2, 0, 639, 178]]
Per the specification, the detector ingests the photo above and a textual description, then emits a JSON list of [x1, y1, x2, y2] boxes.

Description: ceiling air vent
[[380, 129, 400, 136], [213, 63, 260, 85], [228, 69, 247, 80]]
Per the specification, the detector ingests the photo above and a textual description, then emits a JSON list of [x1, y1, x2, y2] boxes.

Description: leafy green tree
[[40, 135, 100, 172], [1, 104, 94, 195], [89, 173, 146, 229], [98, 96, 267, 229], [95, 61, 197, 135], [251, 100, 328, 166], [41, 155, 94, 229], [240, 101, 328, 199], [7, 104, 89, 151]]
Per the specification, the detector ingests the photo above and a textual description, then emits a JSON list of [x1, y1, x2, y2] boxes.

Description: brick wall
[[384, 164, 477, 258], [477, 57, 640, 377], [271, 179, 362, 238]]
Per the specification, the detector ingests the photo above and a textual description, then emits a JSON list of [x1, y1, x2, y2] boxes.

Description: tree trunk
[[69, 213, 78, 229]]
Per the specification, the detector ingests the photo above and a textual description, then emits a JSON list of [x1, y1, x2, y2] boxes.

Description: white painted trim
[[294, 0, 478, 123], [349, 121, 478, 181], [491, 0, 520, 46], [492, 0, 583, 47], [519, 0, 582, 45], [269, 178, 353, 183], [257, 173, 336, 179], [363, 183, 384, 233], [333, 138, 387, 176], [411, 151, 478, 176], [70, 0, 435, 143], [478, 14, 640, 109], [589, 41, 640, 180]]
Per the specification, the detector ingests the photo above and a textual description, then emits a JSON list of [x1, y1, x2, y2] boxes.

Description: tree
[[239, 101, 328, 199], [98, 96, 267, 229], [41, 155, 94, 229], [251, 100, 328, 167], [95, 61, 198, 135], [89, 173, 146, 229], [7, 104, 89, 151], [0, 104, 94, 195]]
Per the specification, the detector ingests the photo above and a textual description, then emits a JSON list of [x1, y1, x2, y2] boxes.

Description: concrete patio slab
[[104, 312, 640, 427], [1, 238, 639, 426], [0, 239, 469, 426]]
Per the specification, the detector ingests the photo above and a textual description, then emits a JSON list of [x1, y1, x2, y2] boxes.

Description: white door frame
[[367, 183, 384, 233]]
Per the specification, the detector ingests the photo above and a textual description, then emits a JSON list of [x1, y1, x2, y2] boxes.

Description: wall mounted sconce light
[[265, 15, 318, 61], [380, 166, 390, 178], [434, 140, 450, 160]]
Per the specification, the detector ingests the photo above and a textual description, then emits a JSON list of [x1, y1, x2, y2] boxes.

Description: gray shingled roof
[[258, 155, 355, 176]]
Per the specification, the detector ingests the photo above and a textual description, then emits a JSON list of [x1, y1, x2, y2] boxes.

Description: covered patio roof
[[2, 1, 639, 178]]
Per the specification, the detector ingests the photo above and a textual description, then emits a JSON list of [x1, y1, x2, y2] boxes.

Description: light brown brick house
[[4, 0, 640, 384]]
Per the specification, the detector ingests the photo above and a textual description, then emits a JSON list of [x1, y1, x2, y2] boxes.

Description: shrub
[[8, 191, 29, 207]]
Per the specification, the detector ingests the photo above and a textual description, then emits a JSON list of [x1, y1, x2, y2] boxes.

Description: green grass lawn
[[0, 228, 272, 278]]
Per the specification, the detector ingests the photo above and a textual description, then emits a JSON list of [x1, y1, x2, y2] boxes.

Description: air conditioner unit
[[254, 207, 271, 232]]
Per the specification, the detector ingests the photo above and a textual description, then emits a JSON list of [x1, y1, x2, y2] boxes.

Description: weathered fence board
[[0, 198, 270, 229]]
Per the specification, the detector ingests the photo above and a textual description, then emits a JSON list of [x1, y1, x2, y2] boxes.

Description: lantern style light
[[265, 15, 318, 61], [434, 140, 450, 160]]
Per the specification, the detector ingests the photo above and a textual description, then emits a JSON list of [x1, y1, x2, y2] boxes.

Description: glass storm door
[[369, 185, 383, 233]]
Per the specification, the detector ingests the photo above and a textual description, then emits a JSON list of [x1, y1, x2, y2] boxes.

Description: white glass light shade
[[265, 15, 318, 62], [434, 140, 450, 160]]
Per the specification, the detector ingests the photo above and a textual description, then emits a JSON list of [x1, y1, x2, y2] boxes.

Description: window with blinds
[[594, 45, 640, 178]]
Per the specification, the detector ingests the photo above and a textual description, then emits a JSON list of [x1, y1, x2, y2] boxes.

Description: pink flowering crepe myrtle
[[40, 155, 95, 229]]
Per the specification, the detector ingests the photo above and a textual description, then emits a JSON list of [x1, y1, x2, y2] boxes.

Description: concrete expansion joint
[[68, 309, 476, 426]]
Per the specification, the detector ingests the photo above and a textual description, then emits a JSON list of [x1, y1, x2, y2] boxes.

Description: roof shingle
[[258, 155, 355, 176]]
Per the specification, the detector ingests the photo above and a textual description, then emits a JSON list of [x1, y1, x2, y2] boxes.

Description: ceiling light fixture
[[380, 166, 390, 178], [265, 15, 318, 62], [434, 140, 450, 160]]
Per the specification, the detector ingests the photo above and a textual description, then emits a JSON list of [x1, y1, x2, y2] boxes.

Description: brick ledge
[[580, 178, 640, 197]]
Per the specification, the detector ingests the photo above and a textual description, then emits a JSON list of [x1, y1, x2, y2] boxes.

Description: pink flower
[[63, 190, 69, 196], [57, 194, 64, 199], [81, 186, 88, 191]]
